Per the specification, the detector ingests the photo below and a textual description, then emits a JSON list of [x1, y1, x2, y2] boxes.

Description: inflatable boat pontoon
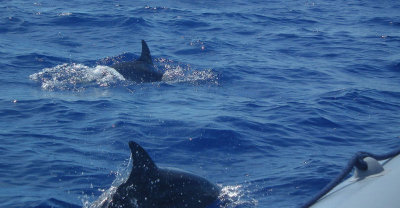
[[303, 148, 400, 208]]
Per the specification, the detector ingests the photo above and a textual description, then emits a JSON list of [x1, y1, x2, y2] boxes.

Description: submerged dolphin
[[111, 40, 163, 82], [100, 141, 220, 208]]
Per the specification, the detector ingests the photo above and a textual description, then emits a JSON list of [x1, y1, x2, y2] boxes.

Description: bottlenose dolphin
[[100, 141, 220, 208], [111, 40, 163, 82]]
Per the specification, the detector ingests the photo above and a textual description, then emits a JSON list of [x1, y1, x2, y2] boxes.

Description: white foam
[[218, 185, 258, 207], [161, 64, 218, 85], [58, 12, 72, 16], [29, 63, 125, 91]]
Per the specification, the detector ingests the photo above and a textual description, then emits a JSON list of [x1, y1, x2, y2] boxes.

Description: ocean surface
[[1, 0, 400, 207]]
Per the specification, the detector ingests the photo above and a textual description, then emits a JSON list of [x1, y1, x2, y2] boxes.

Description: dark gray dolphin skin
[[103, 141, 220, 208], [111, 40, 163, 82]]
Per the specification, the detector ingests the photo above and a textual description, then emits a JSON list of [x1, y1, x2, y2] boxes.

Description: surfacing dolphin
[[99, 141, 220, 208], [111, 40, 163, 83]]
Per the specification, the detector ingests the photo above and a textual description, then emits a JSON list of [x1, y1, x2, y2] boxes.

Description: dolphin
[[99, 141, 220, 208], [111, 40, 163, 82]]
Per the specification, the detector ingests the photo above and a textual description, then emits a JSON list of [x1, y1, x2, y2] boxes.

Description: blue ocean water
[[1, 0, 400, 207]]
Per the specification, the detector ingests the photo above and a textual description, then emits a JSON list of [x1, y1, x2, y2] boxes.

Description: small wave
[[33, 198, 81, 208], [50, 12, 148, 28], [363, 17, 400, 27], [0, 16, 29, 34], [29, 63, 125, 91], [16, 53, 69, 65]]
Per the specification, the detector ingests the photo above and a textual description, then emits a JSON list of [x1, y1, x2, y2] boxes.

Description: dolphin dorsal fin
[[138, 40, 153, 64], [128, 141, 157, 178]]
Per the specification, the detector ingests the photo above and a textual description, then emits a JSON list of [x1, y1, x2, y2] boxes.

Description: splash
[[30, 60, 218, 91], [29, 63, 125, 91], [217, 185, 258, 208], [83, 157, 134, 208], [158, 58, 218, 85]]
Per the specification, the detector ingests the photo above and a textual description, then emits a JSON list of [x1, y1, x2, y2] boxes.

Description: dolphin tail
[[127, 141, 158, 180], [138, 40, 153, 64]]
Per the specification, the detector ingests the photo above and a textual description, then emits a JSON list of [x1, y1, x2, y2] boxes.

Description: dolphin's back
[[111, 40, 163, 82], [112, 60, 163, 82], [154, 168, 221, 208], [102, 141, 221, 208]]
